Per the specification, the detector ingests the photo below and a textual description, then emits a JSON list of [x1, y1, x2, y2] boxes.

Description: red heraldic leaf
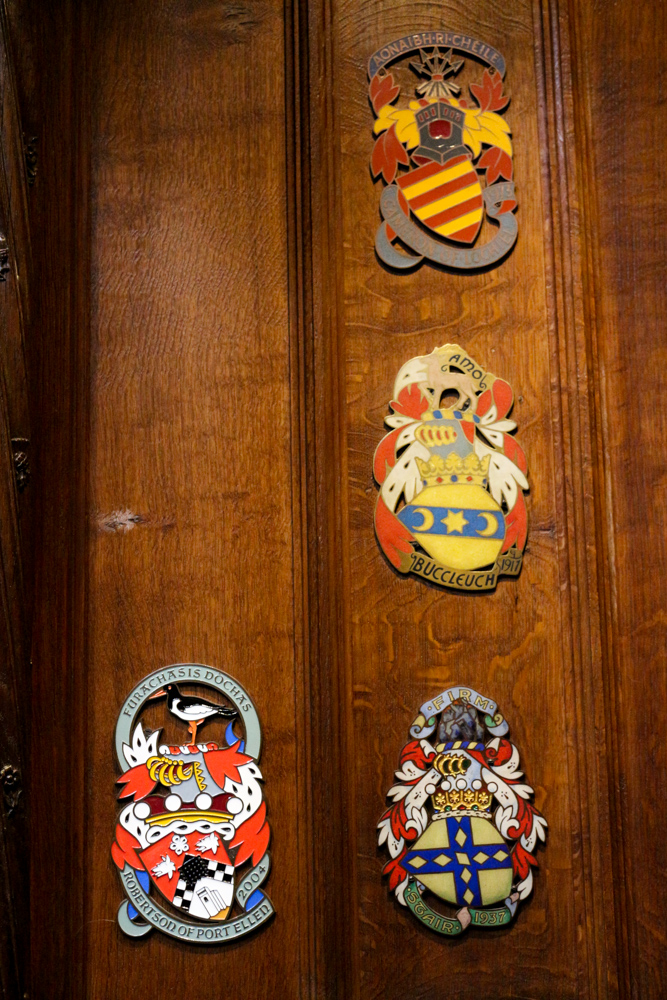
[[383, 855, 410, 892], [116, 763, 157, 801], [498, 198, 517, 215], [375, 494, 414, 569], [371, 124, 410, 185], [478, 147, 513, 186], [502, 492, 527, 553], [461, 421, 475, 443], [476, 378, 513, 420], [230, 801, 270, 867], [392, 383, 429, 420], [205, 742, 254, 789], [513, 797, 541, 839], [502, 433, 528, 475], [112, 824, 145, 871], [512, 841, 538, 880], [483, 738, 514, 768], [470, 68, 509, 112], [491, 378, 514, 419], [369, 72, 400, 115], [475, 388, 492, 418], [373, 426, 403, 484], [398, 738, 434, 772], [504, 797, 544, 878]]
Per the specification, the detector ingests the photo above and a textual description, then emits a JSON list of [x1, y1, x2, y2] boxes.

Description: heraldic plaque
[[378, 686, 546, 935], [112, 664, 273, 943], [368, 32, 517, 271], [374, 344, 528, 592]]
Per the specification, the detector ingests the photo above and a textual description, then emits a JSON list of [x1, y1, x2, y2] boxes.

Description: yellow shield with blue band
[[403, 815, 513, 907], [398, 480, 506, 570], [398, 410, 507, 571]]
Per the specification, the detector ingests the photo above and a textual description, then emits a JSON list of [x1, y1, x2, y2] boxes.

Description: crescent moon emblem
[[411, 507, 434, 531], [477, 512, 499, 537]]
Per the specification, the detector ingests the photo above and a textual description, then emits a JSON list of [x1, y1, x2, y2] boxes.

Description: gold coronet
[[416, 452, 490, 487], [433, 787, 493, 814]]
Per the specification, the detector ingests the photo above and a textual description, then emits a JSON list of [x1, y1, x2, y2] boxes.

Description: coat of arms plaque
[[369, 32, 517, 271], [112, 664, 273, 943], [374, 344, 528, 591], [378, 686, 547, 935]]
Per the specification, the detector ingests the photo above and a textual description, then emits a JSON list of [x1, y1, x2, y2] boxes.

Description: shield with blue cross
[[402, 814, 513, 907]]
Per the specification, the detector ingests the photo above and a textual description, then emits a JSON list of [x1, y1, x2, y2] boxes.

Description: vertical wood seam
[[299, 0, 359, 992], [65, 1, 91, 994], [535, 1, 619, 996], [284, 0, 316, 994], [564, 0, 636, 993]]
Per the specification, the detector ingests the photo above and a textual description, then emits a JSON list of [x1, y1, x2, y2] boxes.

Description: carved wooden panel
[[300, 0, 614, 997], [0, 8, 33, 1000], [567, 2, 667, 995], [3, 0, 665, 997], [32, 1, 309, 997]]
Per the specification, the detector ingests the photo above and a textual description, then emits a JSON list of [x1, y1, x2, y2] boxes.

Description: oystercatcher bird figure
[[151, 684, 237, 744]]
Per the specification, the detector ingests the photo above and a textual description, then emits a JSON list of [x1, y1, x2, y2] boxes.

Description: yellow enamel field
[[400, 158, 473, 199], [413, 181, 482, 221]]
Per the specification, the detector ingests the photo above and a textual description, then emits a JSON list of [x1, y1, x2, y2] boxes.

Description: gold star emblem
[[442, 510, 468, 534]]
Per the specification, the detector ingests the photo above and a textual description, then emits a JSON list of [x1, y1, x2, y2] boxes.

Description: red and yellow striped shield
[[397, 155, 483, 245]]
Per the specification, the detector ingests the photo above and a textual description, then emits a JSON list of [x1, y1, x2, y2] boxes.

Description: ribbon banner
[[404, 878, 515, 935], [118, 853, 274, 943], [115, 663, 262, 769], [410, 685, 509, 740], [407, 548, 522, 592], [376, 183, 518, 272], [368, 32, 506, 79]]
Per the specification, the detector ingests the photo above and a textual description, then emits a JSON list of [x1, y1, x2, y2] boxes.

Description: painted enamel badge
[[112, 664, 273, 943], [374, 344, 528, 591], [378, 686, 546, 935], [369, 32, 517, 271]]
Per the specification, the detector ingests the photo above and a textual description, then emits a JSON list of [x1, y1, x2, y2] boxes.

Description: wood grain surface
[[84, 2, 309, 997], [569, 1, 667, 995], [2, 0, 665, 997], [0, 7, 34, 999], [303, 1, 613, 997]]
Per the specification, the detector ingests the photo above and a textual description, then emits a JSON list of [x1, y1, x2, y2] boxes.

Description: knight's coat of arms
[[112, 664, 273, 943], [368, 32, 517, 271], [374, 344, 528, 591], [379, 686, 546, 935]]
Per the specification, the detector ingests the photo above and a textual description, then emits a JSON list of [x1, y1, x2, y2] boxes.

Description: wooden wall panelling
[[285, 0, 335, 994], [567, 1, 667, 996], [23, 1, 91, 996], [78, 1, 309, 997], [0, 379, 27, 1000], [302, 0, 618, 996], [296, 0, 360, 994], [0, 6, 34, 997], [6, 0, 663, 997], [534, 1, 617, 994], [0, 3, 32, 441]]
